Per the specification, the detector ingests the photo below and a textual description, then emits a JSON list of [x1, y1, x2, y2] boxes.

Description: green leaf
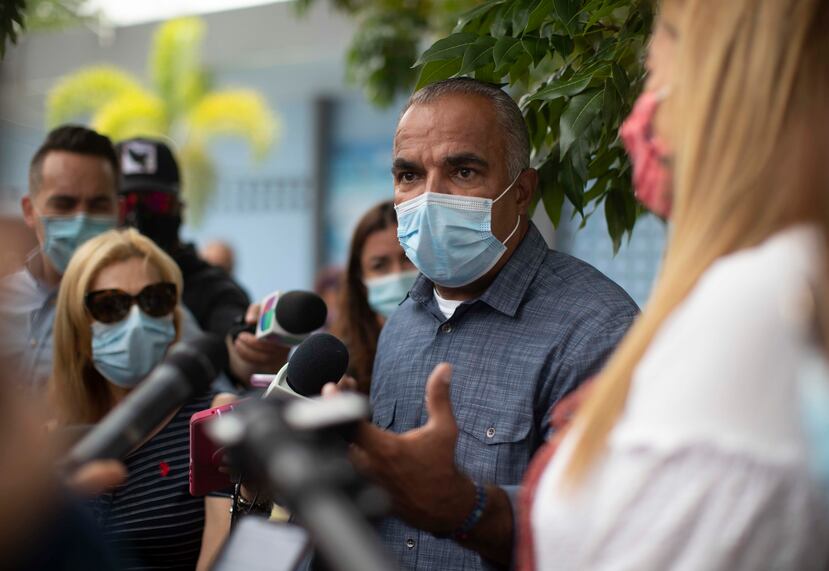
[[542, 182, 565, 227], [527, 75, 592, 102], [532, 103, 548, 150], [611, 61, 630, 99], [602, 78, 620, 127], [526, 0, 553, 33], [511, 0, 534, 34], [508, 53, 533, 85], [559, 157, 585, 214], [559, 89, 603, 157], [605, 189, 625, 253], [456, 0, 506, 32], [414, 32, 478, 66], [459, 35, 497, 75], [549, 34, 574, 57], [551, 0, 581, 36], [588, 147, 620, 179], [537, 159, 564, 227], [415, 59, 462, 91], [521, 37, 548, 66], [493, 36, 523, 67]]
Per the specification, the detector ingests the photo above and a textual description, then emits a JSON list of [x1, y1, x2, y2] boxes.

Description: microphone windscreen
[[275, 291, 328, 335], [286, 333, 349, 396], [167, 334, 228, 395]]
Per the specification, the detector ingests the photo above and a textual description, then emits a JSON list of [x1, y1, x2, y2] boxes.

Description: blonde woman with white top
[[519, 0, 829, 569]]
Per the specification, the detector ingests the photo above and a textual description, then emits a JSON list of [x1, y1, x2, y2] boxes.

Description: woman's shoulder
[[621, 225, 822, 459], [698, 225, 820, 311]]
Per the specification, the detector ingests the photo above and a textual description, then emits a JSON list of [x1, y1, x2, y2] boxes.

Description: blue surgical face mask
[[91, 305, 176, 388], [365, 269, 419, 318], [40, 213, 116, 273], [394, 175, 521, 288]]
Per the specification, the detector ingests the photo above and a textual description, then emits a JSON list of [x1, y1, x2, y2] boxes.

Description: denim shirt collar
[[408, 223, 548, 319]]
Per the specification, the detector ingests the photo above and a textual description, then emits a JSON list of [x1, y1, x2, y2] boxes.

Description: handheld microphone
[[64, 334, 227, 472], [229, 290, 328, 345], [263, 333, 349, 400]]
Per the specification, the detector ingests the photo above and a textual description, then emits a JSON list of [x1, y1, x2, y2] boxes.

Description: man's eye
[[398, 172, 416, 183], [457, 168, 475, 179]]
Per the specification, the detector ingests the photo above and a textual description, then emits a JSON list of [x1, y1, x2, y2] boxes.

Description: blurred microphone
[[64, 335, 227, 472], [229, 290, 327, 345], [264, 333, 349, 400]]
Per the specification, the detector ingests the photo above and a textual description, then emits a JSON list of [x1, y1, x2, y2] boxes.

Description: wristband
[[452, 482, 488, 541]]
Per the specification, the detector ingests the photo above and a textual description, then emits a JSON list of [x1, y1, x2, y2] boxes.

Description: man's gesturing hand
[[349, 363, 477, 534]]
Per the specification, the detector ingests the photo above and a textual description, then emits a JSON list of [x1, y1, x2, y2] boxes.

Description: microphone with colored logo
[[229, 290, 328, 346]]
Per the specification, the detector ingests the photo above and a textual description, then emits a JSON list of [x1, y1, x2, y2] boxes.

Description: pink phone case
[[189, 402, 239, 496]]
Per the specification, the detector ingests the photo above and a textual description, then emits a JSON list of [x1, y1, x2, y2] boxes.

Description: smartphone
[[211, 517, 310, 571], [189, 401, 240, 496]]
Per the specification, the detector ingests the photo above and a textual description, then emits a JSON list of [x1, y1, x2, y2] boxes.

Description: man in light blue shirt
[[341, 79, 639, 570], [0, 126, 120, 389]]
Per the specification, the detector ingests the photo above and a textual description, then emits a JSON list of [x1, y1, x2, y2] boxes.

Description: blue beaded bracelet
[[453, 482, 488, 541]]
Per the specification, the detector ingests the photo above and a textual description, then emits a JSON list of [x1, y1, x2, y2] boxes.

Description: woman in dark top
[[49, 228, 233, 570], [332, 201, 417, 393]]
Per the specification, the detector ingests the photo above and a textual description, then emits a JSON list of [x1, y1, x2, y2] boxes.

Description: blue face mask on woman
[[91, 305, 176, 388], [41, 213, 116, 272], [394, 175, 521, 288], [365, 269, 419, 318]]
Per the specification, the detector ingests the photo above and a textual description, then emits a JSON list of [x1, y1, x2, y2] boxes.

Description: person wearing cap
[[0, 125, 120, 390], [115, 137, 287, 385]]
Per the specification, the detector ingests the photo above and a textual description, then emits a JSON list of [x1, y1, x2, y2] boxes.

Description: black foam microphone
[[229, 290, 328, 345], [263, 333, 349, 399], [64, 335, 227, 471]]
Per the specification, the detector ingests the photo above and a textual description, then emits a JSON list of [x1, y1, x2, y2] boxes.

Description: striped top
[[90, 393, 215, 571]]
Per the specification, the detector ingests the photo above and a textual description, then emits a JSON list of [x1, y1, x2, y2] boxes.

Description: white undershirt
[[531, 225, 829, 570], [433, 288, 464, 319]]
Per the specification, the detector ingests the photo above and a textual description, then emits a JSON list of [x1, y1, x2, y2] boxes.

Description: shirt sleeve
[[538, 315, 634, 442]]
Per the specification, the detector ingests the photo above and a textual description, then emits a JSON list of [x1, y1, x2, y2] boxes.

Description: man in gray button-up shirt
[[344, 78, 639, 570]]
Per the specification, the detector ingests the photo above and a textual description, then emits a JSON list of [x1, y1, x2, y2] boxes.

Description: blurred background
[[0, 0, 666, 305]]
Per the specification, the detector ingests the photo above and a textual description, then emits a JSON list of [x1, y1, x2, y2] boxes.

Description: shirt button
[[486, 426, 496, 439], [441, 323, 452, 334], [406, 538, 416, 549], [29, 339, 37, 347]]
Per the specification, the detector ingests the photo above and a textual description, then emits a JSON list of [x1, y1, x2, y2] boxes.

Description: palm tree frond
[[179, 143, 216, 226], [187, 89, 278, 160], [46, 66, 145, 128], [91, 91, 168, 142], [150, 17, 206, 121]]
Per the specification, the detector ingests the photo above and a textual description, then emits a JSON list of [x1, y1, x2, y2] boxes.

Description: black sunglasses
[[85, 282, 177, 324]]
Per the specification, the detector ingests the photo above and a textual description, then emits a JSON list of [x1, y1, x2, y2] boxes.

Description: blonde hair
[[50, 228, 184, 424], [565, 0, 829, 483]]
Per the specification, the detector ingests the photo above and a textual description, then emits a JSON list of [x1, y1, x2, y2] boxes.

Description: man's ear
[[21, 195, 35, 230], [515, 168, 539, 214]]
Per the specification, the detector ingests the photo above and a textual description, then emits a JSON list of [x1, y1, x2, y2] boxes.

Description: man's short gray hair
[[403, 78, 530, 180]]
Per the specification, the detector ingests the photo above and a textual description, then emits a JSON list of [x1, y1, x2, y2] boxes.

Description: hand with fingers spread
[[349, 363, 479, 534], [227, 303, 290, 384]]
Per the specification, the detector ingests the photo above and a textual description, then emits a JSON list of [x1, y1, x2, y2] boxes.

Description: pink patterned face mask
[[620, 90, 672, 219]]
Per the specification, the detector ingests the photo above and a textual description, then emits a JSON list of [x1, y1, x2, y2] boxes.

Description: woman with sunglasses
[[49, 228, 233, 571]]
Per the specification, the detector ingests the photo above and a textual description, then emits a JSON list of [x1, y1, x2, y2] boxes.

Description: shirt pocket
[[455, 403, 533, 484], [372, 398, 397, 430]]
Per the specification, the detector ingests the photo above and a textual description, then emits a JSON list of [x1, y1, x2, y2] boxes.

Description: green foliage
[[45, 17, 279, 224], [305, 0, 654, 250], [297, 0, 480, 106], [415, 0, 654, 251], [0, 0, 26, 58]]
